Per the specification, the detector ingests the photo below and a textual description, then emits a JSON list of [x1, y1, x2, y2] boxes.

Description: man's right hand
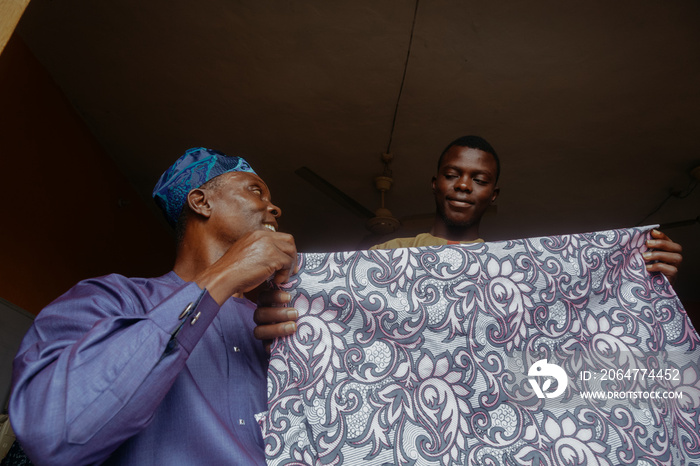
[[194, 229, 297, 305]]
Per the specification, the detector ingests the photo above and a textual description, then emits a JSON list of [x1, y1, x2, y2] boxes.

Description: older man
[[9, 148, 297, 465]]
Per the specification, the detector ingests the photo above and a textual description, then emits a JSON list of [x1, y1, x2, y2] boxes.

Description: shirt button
[[233, 346, 241, 352], [238, 419, 246, 425]]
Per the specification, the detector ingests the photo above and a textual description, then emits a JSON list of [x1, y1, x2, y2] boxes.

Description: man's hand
[[644, 229, 683, 283], [194, 229, 297, 305], [254, 289, 298, 353]]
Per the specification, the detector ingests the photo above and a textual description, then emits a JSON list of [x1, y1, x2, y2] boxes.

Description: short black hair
[[437, 135, 500, 181]]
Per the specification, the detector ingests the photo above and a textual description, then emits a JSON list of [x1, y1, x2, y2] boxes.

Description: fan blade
[[295, 166, 375, 219]]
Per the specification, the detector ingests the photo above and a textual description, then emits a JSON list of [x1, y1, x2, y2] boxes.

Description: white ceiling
[[16, 0, 700, 301]]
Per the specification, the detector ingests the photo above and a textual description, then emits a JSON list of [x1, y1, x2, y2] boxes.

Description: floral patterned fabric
[[257, 226, 700, 465]]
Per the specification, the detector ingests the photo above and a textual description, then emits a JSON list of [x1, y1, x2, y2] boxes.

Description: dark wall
[[0, 34, 175, 315]]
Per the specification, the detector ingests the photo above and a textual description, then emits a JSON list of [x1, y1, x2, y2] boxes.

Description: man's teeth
[[264, 224, 276, 232]]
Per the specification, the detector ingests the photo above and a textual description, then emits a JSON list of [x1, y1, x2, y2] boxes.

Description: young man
[[9, 148, 298, 465], [372, 135, 683, 282]]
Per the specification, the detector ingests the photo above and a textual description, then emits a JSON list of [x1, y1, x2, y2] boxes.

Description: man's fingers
[[646, 239, 683, 254], [643, 251, 683, 268], [267, 234, 298, 285], [272, 268, 293, 285], [643, 229, 683, 284], [253, 321, 297, 341], [650, 228, 668, 239], [647, 230, 683, 253], [272, 232, 298, 264], [646, 262, 678, 283], [253, 306, 298, 325], [257, 290, 292, 307]]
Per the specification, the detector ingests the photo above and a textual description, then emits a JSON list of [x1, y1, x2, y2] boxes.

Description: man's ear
[[431, 176, 437, 193], [491, 186, 500, 203], [186, 188, 213, 219]]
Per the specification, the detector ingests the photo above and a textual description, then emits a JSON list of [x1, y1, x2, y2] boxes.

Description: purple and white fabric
[[257, 226, 700, 465]]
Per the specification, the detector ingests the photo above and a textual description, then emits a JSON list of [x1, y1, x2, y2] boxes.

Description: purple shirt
[[10, 271, 268, 465]]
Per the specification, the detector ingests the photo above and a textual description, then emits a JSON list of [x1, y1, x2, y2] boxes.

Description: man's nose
[[455, 177, 472, 192], [269, 203, 282, 218]]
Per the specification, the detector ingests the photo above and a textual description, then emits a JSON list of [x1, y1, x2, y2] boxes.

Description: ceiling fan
[[296, 0, 422, 237], [294, 154, 406, 236]]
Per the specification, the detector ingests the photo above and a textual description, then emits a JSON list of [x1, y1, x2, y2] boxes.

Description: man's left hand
[[253, 288, 298, 353], [644, 229, 683, 283]]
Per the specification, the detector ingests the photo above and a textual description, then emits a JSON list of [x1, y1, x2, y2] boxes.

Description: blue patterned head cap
[[152, 147, 256, 228]]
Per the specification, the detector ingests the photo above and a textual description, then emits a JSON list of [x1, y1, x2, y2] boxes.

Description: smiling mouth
[[447, 198, 474, 207], [263, 224, 277, 232]]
